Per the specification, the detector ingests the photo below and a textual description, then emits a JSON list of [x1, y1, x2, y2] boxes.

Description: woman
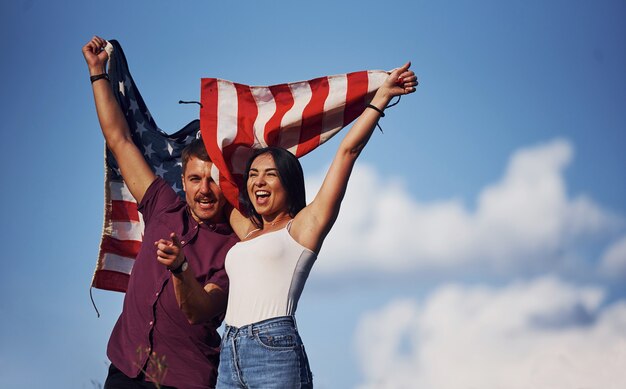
[[163, 63, 417, 388]]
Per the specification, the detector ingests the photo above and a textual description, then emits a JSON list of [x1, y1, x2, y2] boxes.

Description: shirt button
[[155, 292, 159, 296], [181, 240, 186, 245], [149, 321, 153, 326]]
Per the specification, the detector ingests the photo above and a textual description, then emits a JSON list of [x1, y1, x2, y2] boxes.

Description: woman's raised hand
[[381, 62, 418, 99]]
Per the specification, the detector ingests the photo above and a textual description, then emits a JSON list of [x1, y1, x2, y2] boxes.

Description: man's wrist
[[90, 73, 110, 83], [169, 258, 188, 275], [89, 67, 106, 77]]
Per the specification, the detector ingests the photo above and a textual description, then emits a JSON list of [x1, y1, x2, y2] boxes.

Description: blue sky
[[1, 1, 625, 388]]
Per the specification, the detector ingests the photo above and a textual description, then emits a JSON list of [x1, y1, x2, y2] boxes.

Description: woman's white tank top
[[224, 221, 317, 327]]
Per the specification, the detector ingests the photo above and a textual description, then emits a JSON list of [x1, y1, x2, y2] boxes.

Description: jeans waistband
[[223, 316, 297, 339]]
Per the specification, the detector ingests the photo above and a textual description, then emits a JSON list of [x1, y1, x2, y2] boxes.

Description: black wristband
[[366, 104, 385, 117], [90, 73, 110, 83], [169, 259, 188, 275]]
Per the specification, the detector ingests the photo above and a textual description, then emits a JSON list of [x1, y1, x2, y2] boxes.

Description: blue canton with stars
[[106, 40, 199, 198]]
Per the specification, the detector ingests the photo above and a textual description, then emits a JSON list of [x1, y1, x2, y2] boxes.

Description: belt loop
[[224, 325, 231, 339], [292, 315, 298, 332]]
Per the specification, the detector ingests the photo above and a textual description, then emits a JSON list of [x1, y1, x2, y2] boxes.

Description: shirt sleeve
[[137, 177, 180, 224]]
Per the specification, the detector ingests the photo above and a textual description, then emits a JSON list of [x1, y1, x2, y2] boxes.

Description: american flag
[[200, 71, 387, 209], [91, 40, 199, 293], [92, 40, 387, 293]]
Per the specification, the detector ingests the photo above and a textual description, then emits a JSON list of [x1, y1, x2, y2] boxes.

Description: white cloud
[[354, 277, 626, 389], [600, 235, 626, 277], [307, 139, 619, 274]]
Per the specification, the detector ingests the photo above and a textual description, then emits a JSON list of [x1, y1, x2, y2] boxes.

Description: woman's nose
[[253, 175, 266, 186]]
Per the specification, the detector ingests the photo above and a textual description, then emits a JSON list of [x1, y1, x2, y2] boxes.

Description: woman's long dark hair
[[239, 147, 306, 228]]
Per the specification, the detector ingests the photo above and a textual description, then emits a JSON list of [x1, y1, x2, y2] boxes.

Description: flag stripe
[[265, 84, 294, 146], [110, 181, 135, 202], [111, 221, 143, 241], [201, 78, 238, 207], [100, 252, 136, 274], [320, 74, 348, 143], [251, 86, 275, 148], [297, 76, 330, 157], [280, 81, 312, 154], [92, 269, 130, 293], [101, 235, 142, 258], [367, 70, 389, 94], [344, 71, 370, 127], [111, 200, 140, 222], [230, 83, 259, 174], [235, 83, 258, 147], [217, 80, 239, 152]]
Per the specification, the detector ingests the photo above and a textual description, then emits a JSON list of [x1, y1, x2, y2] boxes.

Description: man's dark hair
[[181, 138, 211, 174], [240, 147, 306, 228]]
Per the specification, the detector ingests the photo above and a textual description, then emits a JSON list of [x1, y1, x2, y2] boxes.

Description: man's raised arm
[[83, 36, 155, 204]]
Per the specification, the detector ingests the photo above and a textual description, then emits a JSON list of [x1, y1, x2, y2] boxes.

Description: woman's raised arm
[[291, 62, 418, 253]]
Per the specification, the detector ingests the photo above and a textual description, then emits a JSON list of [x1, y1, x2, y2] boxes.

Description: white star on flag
[[136, 121, 149, 138], [165, 141, 174, 156], [144, 143, 155, 159], [129, 99, 139, 115], [154, 164, 167, 177]]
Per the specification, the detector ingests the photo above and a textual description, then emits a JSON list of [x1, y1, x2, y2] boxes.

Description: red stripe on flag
[[234, 83, 258, 147], [200, 79, 219, 148], [201, 80, 225, 182], [111, 200, 140, 222], [201, 78, 243, 208], [296, 77, 330, 157], [217, 84, 260, 207], [344, 71, 369, 127], [92, 269, 130, 293], [101, 235, 142, 258], [265, 84, 295, 145], [200, 79, 220, 160], [221, 83, 258, 172]]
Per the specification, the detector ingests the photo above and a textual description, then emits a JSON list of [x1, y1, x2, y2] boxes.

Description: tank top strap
[[244, 228, 260, 239]]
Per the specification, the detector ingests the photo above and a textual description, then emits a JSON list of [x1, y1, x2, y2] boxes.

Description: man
[[83, 35, 237, 389]]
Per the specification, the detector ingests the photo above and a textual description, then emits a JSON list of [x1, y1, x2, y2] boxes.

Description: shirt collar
[[186, 206, 233, 235]]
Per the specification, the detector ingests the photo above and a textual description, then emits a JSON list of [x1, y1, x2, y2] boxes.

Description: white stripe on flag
[[251, 86, 275, 148], [320, 74, 348, 143], [102, 253, 135, 274], [110, 181, 135, 202], [280, 81, 312, 153], [211, 164, 221, 190], [367, 71, 388, 93], [111, 221, 143, 241], [217, 80, 239, 151]]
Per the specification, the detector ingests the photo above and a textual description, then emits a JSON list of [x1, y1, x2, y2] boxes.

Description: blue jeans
[[217, 316, 313, 388]]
